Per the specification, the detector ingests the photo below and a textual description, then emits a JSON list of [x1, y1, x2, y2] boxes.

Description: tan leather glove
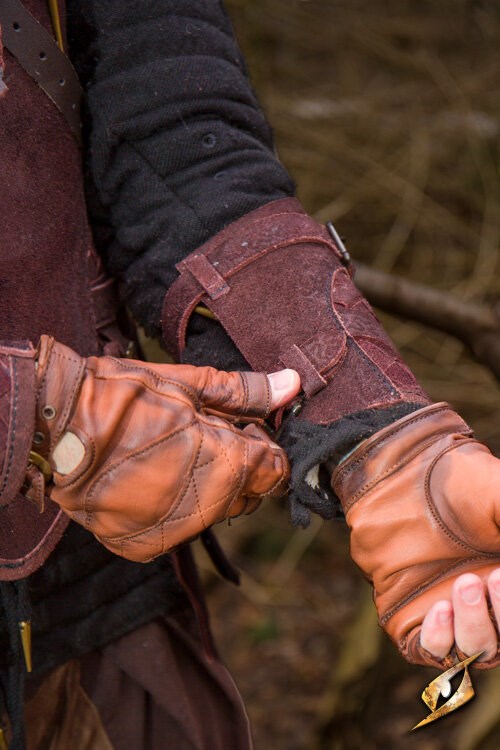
[[30, 336, 289, 562], [331, 402, 500, 669]]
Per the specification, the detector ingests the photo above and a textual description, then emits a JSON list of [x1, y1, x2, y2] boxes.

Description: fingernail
[[268, 369, 300, 391], [460, 583, 482, 605]]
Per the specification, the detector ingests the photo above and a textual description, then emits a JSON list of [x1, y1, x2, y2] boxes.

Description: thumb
[[267, 369, 302, 410]]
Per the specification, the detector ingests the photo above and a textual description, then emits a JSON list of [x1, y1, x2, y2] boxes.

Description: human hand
[[420, 569, 500, 663], [331, 403, 500, 669], [30, 336, 300, 562]]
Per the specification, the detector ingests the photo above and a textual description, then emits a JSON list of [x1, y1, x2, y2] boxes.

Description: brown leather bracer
[[162, 198, 430, 425]]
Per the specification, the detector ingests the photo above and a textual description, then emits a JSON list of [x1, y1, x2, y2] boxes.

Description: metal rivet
[[42, 405, 57, 420], [32, 431, 45, 445], [290, 402, 303, 417]]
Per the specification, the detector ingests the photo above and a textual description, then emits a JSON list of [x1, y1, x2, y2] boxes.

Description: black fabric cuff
[[181, 315, 424, 525]]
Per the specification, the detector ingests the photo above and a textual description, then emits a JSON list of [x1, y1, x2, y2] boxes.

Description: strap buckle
[[28, 451, 53, 483]]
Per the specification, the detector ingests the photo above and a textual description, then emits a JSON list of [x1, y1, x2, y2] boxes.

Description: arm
[[68, 0, 500, 666], [67, 0, 418, 521]]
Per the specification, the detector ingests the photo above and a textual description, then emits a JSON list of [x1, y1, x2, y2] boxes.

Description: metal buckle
[[326, 221, 351, 267], [28, 451, 53, 483]]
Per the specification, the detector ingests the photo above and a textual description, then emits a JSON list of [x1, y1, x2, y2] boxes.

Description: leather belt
[[0, 0, 82, 144]]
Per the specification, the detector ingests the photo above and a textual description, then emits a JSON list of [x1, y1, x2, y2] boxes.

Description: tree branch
[[354, 263, 500, 381]]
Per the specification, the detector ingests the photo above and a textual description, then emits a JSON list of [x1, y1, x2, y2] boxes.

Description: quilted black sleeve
[[67, 0, 294, 340]]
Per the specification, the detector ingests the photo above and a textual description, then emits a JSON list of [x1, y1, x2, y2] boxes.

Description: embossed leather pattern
[[0, 342, 36, 507], [34, 337, 289, 563], [332, 403, 500, 669], [162, 198, 430, 426]]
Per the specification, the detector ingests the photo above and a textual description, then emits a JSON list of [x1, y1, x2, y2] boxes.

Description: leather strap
[[162, 200, 348, 370], [0, 0, 82, 144]]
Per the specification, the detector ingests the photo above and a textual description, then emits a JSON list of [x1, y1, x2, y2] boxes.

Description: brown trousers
[[24, 616, 252, 750]]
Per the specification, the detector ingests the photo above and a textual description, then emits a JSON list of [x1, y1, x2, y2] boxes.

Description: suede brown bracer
[[162, 198, 430, 424]]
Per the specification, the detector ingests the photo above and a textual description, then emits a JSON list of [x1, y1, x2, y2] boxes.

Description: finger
[[420, 600, 454, 659], [164, 364, 300, 419], [452, 574, 498, 661], [240, 423, 290, 499], [267, 370, 302, 409], [487, 568, 500, 633]]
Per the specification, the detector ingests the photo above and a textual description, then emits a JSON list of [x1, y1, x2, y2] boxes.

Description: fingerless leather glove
[[23, 336, 289, 562], [332, 402, 500, 669]]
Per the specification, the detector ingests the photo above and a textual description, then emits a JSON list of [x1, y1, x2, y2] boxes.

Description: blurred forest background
[[188, 1, 500, 748]]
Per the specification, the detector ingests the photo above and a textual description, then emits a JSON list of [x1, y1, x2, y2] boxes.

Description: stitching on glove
[[379, 556, 498, 625], [82, 417, 199, 528], [425, 438, 499, 555], [343, 435, 456, 514], [260, 452, 288, 497], [97, 481, 242, 543], [335, 405, 458, 485], [101, 358, 201, 406], [51, 349, 85, 446], [190, 426, 206, 530], [224, 438, 248, 514], [211, 426, 239, 483]]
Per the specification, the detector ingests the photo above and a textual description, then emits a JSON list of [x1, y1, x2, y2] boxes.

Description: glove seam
[[98, 358, 201, 407], [190, 424, 207, 532], [425, 437, 497, 555], [49, 348, 86, 448], [224, 437, 248, 515], [380, 556, 500, 625], [334, 404, 465, 487], [97, 482, 242, 542], [82, 417, 199, 528], [261, 452, 287, 497], [343, 434, 452, 513]]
